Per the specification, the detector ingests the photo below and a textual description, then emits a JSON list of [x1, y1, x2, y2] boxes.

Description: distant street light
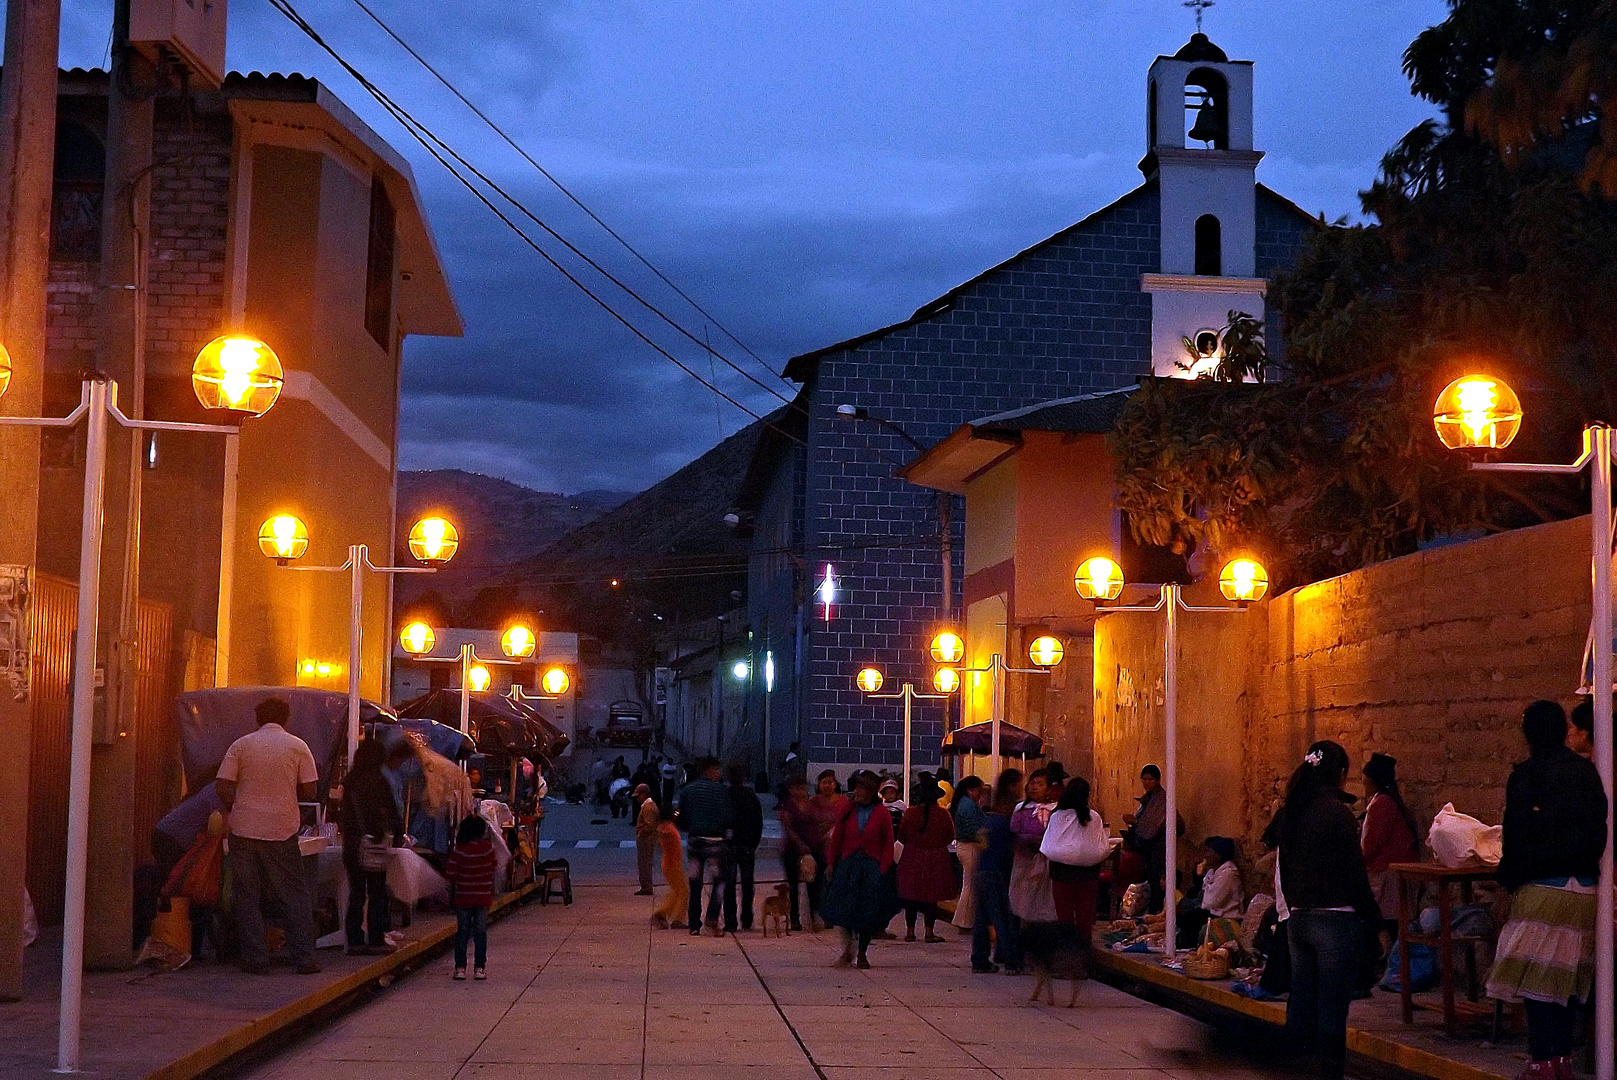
[[1433, 374, 1613, 1080], [1, 333, 282, 1074], [406, 623, 535, 742], [1078, 555, 1268, 960], [541, 666, 570, 695], [853, 666, 947, 801], [502, 624, 536, 659], [269, 514, 460, 762], [399, 621, 435, 656], [733, 660, 751, 680], [928, 631, 1064, 777]]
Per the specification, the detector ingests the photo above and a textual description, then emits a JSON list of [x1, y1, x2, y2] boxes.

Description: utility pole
[[0, 0, 61, 1003], [85, 0, 158, 970]]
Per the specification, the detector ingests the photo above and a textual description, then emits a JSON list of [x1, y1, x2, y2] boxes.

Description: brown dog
[[760, 883, 792, 937]]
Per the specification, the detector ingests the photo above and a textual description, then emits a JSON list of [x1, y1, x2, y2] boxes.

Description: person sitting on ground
[[896, 780, 955, 942], [1486, 700, 1608, 1080], [1360, 752, 1419, 950], [1178, 836, 1243, 949]]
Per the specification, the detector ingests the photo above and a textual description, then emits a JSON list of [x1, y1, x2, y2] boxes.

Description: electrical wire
[[265, 0, 808, 448], [347, 0, 801, 407]]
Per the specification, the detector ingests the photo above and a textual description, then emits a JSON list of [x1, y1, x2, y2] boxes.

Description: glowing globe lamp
[[1433, 374, 1522, 450], [468, 664, 492, 692], [856, 666, 884, 694], [1028, 635, 1064, 668], [192, 334, 282, 416], [541, 667, 570, 695], [399, 621, 435, 656], [257, 514, 308, 562], [502, 624, 536, 658], [1075, 556, 1125, 602], [408, 516, 459, 565], [1218, 558, 1270, 604], [933, 666, 961, 694], [733, 660, 750, 680], [929, 631, 965, 664]]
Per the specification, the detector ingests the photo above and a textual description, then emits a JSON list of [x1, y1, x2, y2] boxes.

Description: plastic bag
[[164, 814, 225, 907], [136, 897, 192, 972], [1427, 803, 1502, 867], [1041, 808, 1111, 866], [385, 847, 449, 904], [1121, 882, 1148, 918]]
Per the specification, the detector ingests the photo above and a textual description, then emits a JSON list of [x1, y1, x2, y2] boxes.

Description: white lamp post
[[1433, 374, 1612, 1080], [1078, 554, 1268, 960], [268, 516, 459, 764], [400, 622, 534, 743], [927, 629, 1063, 779], [0, 334, 283, 1074], [854, 666, 948, 801]]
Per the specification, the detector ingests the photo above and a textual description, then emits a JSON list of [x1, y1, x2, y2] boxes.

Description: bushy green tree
[[1111, 0, 1617, 588]]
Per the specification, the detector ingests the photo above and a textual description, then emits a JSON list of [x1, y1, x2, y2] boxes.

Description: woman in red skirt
[[896, 778, 956, 942]]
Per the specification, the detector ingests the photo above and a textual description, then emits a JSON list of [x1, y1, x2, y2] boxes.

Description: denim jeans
[[971, 870, 1020, 970], [687, 836, 730, 928], [231, 835, 316, 968], [723, 845, 756, 930], [455, 906, 488, 969], [344, 861, 389, 947], [1285, 909, 1363, 1062]]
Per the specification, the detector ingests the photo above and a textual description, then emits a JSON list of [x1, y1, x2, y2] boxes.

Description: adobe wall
[[1094, 516, 1592, 875]]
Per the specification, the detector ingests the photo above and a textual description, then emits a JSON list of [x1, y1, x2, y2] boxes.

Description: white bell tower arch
[[1140, 34, 1267, 378]]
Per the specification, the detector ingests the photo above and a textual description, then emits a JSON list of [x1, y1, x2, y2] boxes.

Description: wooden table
[[1390, 861, 1499, 1037]]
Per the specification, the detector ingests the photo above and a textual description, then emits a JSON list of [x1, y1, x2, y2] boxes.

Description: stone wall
[[1094, 516, 1592, 876]]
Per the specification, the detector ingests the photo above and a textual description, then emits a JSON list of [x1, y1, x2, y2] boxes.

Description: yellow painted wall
[[963, 457, 1017, 576]]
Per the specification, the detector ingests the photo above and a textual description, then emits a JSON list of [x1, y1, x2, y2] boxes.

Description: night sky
[[49, 0, 1446, 494]]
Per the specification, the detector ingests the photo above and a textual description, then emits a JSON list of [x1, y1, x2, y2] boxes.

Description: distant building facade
[[734, 35, 1316, 779]]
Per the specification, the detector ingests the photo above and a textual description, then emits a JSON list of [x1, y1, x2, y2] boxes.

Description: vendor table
[[1390, 861, 1500, 1037]]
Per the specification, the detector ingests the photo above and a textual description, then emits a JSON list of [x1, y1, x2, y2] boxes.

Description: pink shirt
[[217, 723, 318, 841]]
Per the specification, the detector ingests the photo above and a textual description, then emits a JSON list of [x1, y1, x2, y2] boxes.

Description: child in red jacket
[[445, 813, 497, 980]]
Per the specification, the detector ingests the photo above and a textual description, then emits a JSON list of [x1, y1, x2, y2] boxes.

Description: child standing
[[445, 813, 497, 980]]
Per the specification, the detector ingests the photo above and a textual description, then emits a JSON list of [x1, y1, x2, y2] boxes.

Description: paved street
[[240, 807, 1290, 1080]]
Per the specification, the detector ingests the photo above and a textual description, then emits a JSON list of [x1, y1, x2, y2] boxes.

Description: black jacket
[[1278, 788, 1379, 924], [1497, 745, 1608, 893], [342, 767, 402, 854], [728, 783, 764, 850]]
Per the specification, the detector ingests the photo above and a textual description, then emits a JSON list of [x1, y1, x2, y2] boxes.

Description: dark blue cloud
[[45, 0, 1446, 491]]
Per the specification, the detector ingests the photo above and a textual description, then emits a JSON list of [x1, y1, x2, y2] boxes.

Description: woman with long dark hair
[[1278, 740, 1379, 1080], [1360, 753, 1419, 946], [896, 779, 955, 941], [970, 769, 1024, 974], [341, 737, 402, 955], [1486, 701, 1607, 1080], [1045, 777, 1106, 956]]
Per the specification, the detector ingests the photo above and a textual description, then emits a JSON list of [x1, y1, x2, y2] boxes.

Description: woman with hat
[[820, 771, 899, 968], [1360, 752, 1419, 945], [895, 779, 955, 942]]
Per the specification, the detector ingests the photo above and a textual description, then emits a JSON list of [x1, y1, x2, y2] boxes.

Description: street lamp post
[[1432, 374, 1612, 1080], [1076, 555, 1268, 960], [0, 334, 283, 1074], [928, 630, 1063, 780], [401, 622, 534, 741], [854, 667, 946, 801], [269, 516, 460, 764]]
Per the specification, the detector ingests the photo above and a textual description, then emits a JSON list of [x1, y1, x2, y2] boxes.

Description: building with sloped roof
[[731, 35, 1317, 781]]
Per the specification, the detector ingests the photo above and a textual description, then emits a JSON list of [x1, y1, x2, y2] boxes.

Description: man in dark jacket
[[678, 757, 733, 935], [723, 766, 765, 932]]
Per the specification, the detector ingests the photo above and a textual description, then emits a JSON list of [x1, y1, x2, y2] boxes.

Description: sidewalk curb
[[141, 880, 542, 1080], [1088, 948, 1509, 1080]]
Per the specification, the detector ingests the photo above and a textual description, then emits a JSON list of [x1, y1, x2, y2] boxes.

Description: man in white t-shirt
[[216, 696, 321, 974]]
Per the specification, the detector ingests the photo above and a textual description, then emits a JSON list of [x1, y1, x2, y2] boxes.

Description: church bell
[[1188, 98, 1225, 146]]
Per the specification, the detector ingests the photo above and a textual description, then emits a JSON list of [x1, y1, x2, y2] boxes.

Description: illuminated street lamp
[[1075, 556, 1125, 602], [468, 664, 492, 692], [270, 513, 460, 763], [1078, 555, 1268, 960], [541, 666, 570, 695], [1028, 635, 1064, 667], [733, 660, 751, 680], [928, 636, 1064, 778], [407, 624, 533, 741], [502, 623, 536, 659], [399, 621, 435, 656], [1433, 375, 1613, 1080], [929, 630, 965, 664], [932, 666, 961, 694], [854, 665, 947, 801], [257, 514, 309, 564], [1, 335, 281, 1074]]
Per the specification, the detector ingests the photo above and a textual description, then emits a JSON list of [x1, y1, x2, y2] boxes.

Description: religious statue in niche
[[0, 566, 30, 701]]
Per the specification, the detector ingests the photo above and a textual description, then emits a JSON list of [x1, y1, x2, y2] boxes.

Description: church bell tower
[[1140, 33, 1267, 378]]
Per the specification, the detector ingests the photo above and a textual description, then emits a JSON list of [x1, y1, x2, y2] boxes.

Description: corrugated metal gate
[[27, 573, 173, 927]]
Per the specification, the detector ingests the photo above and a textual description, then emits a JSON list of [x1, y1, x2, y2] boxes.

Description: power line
[[266, 0, 808, 448], [346, 0, 801, 406]]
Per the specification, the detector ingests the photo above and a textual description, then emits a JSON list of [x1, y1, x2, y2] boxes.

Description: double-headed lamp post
[[400, 622, 541, 743], [1076, 553, 1269, 961], [1433, 373, 1613, 1080], [0, 334, 283, 1074], [853, 666, 948, 801], [265, 514, 460, 764], [925, 628, 1064, 779]]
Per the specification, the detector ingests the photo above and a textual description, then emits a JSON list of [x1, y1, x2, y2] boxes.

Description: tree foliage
[[1111, 0, 1617, 589]]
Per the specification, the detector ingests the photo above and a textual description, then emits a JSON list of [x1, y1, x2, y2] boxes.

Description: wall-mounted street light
[[1432, 374, 1613, 1079], [1, 333, 282, 1074], [1078, 554, 1268, 960], [853, 666, 948, 801], [269, 513, 461, 763]]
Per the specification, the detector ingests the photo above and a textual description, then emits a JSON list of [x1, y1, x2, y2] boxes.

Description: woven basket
[[1183, 951, 1231, 980]]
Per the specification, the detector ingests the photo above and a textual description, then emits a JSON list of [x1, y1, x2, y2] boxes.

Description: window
[[1194, 214, 1222, 276], [51, 121, 104, 259], [364, 178, 396, 349]]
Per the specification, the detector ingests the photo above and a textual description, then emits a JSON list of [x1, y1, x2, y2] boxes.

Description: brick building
[[8, 70, 458, 950], [732, 34, 1317, 779]]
